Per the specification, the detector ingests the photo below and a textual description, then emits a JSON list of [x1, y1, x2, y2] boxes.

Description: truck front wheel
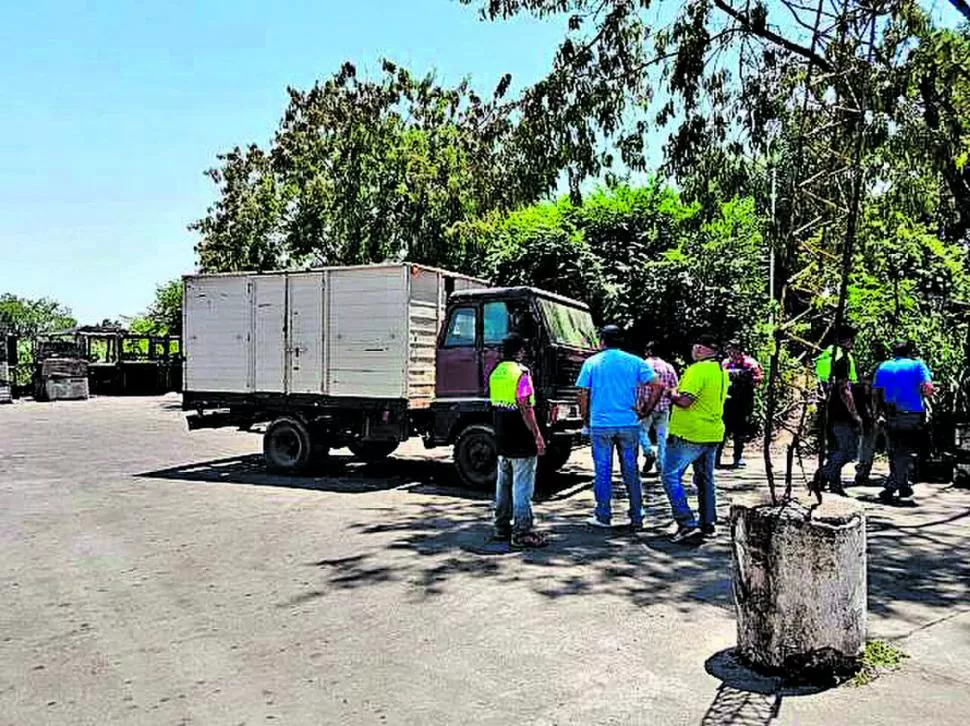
[[263, 416, 313, 474], [454, 424, 497, 490]]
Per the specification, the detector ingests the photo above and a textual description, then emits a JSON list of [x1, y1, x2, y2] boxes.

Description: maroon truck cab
[[426, 287, 598, 487]]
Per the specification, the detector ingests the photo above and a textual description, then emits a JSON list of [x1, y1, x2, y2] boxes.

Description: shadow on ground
[[139, 452, 970, 630], [700, 649, 831, 725], [137, 453, 592, 501]]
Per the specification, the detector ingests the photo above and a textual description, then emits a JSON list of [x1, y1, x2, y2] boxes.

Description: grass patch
[[849, 640, 909, 687]]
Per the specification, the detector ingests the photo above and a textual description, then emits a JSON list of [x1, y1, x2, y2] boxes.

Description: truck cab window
[[483, 302, 510, 344], [444, 307, 477, 347]]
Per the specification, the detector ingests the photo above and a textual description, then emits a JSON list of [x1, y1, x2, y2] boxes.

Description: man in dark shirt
[[816, 355, 861, 495]]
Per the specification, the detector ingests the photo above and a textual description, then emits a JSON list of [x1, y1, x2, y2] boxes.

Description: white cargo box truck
[[183, 263, 598, 486]]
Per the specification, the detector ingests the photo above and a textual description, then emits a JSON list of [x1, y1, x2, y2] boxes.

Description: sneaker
[[642, 453, 656, 476], [672, 525, 702, 543], [700, 524, 717, 537], [587, 515, 612, 528], [734, 459, 747, 469], [899, 485, 914, 498], [878, 489, 897, 504], [511, 531, 548, 549]]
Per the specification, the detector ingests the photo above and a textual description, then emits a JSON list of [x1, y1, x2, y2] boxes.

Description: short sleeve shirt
[[646, 357, 679, 413], [517, 372, 534, 401], [873, 357, 932, 413], [576, 348, 655, 428], [669, 359, 730, 443]]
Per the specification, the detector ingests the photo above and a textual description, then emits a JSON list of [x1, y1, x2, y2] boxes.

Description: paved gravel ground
[[2, 395, 969, 725]]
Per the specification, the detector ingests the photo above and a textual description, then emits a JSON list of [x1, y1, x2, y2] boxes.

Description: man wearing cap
[[662, 334, 731, 542], [489, 334, 547, 548], [576, 325, 661, 529], [874, 340, 935, 504]]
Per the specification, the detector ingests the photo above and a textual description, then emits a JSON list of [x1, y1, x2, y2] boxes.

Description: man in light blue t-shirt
[[577, 325, 662, 529], [873, 339, 935, 503]]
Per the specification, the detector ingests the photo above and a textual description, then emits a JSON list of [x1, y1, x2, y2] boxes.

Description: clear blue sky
[[0, 0, 565, 324], [0, 1, 962, 325]]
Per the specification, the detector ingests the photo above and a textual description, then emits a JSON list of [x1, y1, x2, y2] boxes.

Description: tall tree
[[193, 60, 538, 274]]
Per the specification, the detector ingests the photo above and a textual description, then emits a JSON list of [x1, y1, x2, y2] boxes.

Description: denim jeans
[[856, 420, 879, 481], [590, 426, 643, 525], [494, 456, 537, 535], [661, 435, 719, 529], [822, 421, 859, 489], [639, 408, 671, 473], [884, 412, 923, 493]]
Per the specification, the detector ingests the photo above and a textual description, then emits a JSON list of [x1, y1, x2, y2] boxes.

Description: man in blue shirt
[[576, 325, 661, 529], [873, 340, 935, 503]]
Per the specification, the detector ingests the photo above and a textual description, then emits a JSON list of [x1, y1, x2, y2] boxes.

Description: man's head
[[643, 340, 657, 358], [836, 326, 857, 351], [891, 339, 914, 358], [692, 334, 719, 361], [727, 339, 743, 361], [502, 333, 527, 362], [599, 325, 623, 350]]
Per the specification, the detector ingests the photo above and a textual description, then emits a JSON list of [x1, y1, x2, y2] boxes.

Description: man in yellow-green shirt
[[662, 333, 731, 543]]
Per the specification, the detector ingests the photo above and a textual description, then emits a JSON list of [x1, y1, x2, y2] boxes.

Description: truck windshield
[[538, 299, 598, 349]]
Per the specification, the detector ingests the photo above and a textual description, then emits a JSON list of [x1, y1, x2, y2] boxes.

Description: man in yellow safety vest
[[488, 334, 547, 548]]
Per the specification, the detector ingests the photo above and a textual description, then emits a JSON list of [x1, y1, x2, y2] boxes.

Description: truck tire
[[263, 416, 313, 474], [347, 440, 399, 462], [454, 424, 498, 490]]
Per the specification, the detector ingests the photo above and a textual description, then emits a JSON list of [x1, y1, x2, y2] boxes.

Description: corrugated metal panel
[[287, 272, 325, 394], [253, 276, 287, 393], [184, 276, 252, 392], [327, 267, 409, 398]]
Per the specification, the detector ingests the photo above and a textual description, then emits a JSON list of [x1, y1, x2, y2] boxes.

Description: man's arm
[[637, 381, 664, 418], [919, 362, 935, 398], [669, 391, 696, 409], [750, 358, 765, 385], [839, 380, 861, 425], [578, 388, 590, 427], [517, 397, 546, 456]]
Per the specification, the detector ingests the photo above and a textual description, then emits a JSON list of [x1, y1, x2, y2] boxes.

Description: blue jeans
[[661, 435, 718, 529], [494, 456, 537, 535], [822, 422, 859, 489], [639, 408, 671, 472], [590, 427, 643, 525]]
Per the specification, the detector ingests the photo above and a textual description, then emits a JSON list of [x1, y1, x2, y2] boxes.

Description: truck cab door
[[435, 305, 481, 399]]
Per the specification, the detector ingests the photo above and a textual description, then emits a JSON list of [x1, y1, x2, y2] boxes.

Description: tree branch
[[712, 0, 834, 73]]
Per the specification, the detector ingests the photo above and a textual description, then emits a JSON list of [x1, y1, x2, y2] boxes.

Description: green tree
[[193, 60, 538, 274], [0, 294, 77, 385]]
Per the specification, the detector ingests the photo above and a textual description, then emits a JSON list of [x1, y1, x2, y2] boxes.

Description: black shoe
[[899, 485, 914, 498], [642, 454, 656, 476], [829, 484, 847, 496], [700, 524, 718, 537], [491, 530, 512, 542], [878, 489, 897, 504]]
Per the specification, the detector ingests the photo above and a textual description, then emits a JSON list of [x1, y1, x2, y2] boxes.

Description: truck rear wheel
[[263, 416, 313, 474], [454, 424, 498, 490], [347, 440, 399, 462]]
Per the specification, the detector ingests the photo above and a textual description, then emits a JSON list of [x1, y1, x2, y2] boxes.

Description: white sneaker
[[586, 515, 612, 528], [672, 525, 702, 543]]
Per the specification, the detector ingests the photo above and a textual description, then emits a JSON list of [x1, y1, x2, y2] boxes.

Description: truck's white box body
[[183, 264, 484, 406]]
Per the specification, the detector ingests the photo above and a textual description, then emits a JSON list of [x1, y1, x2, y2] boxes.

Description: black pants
[[884, 412, 923, 493], [721, 394, 754, 464]]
